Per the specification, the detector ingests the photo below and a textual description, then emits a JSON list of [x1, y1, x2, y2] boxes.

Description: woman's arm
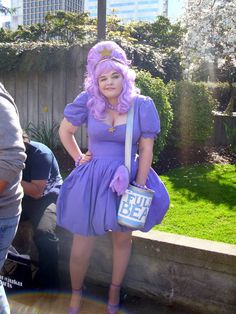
[[135, 137, 154, 186], [59, 118, 92, 164], [59, 118, 83, 162]]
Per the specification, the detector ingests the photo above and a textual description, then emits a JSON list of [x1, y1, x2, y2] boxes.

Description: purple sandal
[[107, 284, 121, 314], [68, 288, 82, 314]]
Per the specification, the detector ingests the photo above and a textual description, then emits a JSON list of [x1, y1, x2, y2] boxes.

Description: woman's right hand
[[77, 150, 92, 165]]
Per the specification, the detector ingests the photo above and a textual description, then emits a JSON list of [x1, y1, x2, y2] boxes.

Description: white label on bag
[[118, 186, 154, 228], [119, 192, 150, 221]]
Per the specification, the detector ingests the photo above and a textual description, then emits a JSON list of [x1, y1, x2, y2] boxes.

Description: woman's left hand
[[109, 165, 129, 196]]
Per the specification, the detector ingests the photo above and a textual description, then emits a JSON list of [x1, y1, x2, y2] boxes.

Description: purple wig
[[84, 41, 140, 119]]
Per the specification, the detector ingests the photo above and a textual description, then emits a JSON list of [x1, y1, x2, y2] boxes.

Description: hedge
[[167, 81, 217, 149], [136, 70, 173, 163]]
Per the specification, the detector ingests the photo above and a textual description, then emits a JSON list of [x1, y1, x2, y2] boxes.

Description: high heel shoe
[[68, 288, 82, 314], [107, 283, 121, 314]]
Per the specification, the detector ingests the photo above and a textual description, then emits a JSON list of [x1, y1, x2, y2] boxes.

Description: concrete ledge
[[58, 229, 236, 314]]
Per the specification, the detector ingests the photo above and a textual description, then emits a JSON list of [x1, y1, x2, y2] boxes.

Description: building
[[11, 0, 84, 30], [11, 0, 23, 29], [85, 0, 168, 23]]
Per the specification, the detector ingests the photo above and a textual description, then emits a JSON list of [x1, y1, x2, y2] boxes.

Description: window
[[138, 0, 158, 4], [137, 8, 157, 13], [119, 10, 134, 14], [110, 2, 135, 8]]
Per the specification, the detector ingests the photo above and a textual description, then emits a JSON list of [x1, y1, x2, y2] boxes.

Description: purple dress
[[56, 92, 170, 236]]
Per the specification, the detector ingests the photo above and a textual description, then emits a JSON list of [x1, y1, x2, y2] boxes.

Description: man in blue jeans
[[21, 134, 63, 291], [0, 83, 26, 314]]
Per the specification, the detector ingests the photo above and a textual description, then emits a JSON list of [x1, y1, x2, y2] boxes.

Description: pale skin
[[21, 179, 47, 199], [59, 70, 154, 310]]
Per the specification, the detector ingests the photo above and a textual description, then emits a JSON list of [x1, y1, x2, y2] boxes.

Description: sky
[[168, 0, 186, 22], [0, 0, 11, 24], [0, 0, 186, 25]]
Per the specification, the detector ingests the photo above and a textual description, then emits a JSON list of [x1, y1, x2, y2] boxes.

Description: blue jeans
[[0, 215, 20, 314], [21, 193, 59, 290]]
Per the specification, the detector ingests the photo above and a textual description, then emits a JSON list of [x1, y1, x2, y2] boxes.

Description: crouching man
[[21, 133, 63, 291]]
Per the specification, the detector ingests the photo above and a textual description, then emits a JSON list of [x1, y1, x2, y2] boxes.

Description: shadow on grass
[[162, 163, 236, 210]]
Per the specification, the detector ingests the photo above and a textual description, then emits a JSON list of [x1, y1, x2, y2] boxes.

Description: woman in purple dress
[[57, 41, 170, 314]]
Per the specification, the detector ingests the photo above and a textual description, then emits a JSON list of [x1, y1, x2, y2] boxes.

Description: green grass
[[155, 163, 236, 244]]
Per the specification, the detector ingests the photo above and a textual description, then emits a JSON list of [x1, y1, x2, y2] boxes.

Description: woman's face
[[98, 70, 123, 104]]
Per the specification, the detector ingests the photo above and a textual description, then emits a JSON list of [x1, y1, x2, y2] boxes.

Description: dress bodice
[[64, 92, 160, 160], [87, 113, 137, 160]]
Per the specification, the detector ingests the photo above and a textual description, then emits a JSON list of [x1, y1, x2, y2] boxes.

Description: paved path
[[8, 283, 194, 314]]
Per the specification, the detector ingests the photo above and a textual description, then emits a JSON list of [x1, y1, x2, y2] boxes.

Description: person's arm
[[59, 118, 85, 162], [22, 145, 56, 199], [0, 86, 26, 192], [21, 179, 47, 199], [135, 137, 154, 186]]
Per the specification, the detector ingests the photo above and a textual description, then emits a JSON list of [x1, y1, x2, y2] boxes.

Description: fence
[[210, 111, 236, 146], [0, 45, 89, 149]]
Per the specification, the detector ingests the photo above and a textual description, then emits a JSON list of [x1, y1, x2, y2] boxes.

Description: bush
[[167, 81, 217, 149], [206, 82, 233, 112], [0, 42, 71, 72], [136, 70, 173, 163]]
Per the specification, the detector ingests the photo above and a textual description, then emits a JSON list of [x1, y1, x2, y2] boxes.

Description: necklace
[[107, 103, 118, 111], [106, 102, 118, 132]]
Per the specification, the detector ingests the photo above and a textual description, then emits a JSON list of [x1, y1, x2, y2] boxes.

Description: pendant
[[108, 126, 115, 133]]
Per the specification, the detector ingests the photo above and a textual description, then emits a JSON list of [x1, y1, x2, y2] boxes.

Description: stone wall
[[57, 228, 236, 314]]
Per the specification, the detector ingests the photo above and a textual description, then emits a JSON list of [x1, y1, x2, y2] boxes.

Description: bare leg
[[69, 234, 96, 309], [109, 231, 132, 305]]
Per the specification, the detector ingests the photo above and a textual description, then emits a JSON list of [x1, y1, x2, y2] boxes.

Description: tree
[[14, 24, 46, 42], [129, 16, 184, 51], [0, 11, 96, 44], [182, 0, 235, 67], [0, 4, 10, 15], [45, 11, 94, 43], [182, 0, 236, 112], [125, 16, 185, 81], [0, 4, 16, 15], [0, 27, 13, 42]]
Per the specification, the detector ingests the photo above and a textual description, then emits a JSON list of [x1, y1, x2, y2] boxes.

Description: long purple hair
[[84, 41, 139, 119]]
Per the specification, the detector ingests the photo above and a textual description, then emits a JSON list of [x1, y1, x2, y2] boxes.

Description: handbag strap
[[125, 103, 134, 177]]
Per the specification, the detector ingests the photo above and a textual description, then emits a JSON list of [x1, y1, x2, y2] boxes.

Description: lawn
[[156, 163, 236, 244]]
